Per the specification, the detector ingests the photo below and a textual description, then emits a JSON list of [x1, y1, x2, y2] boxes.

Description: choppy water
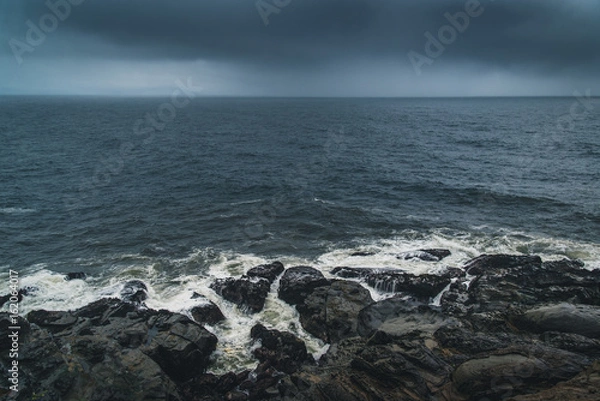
[[1, 96, 599, 372]]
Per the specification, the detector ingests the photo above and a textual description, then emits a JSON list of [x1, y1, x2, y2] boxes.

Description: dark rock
[[278, 266, 330, 306], [350, 251, 375, 257], [26, 310, 77, 332], [120, 280, 149, 306], [399, 248, 451, 261], [464, 254, 542, 275], [210, 276, 270, 313], [65, 272, 86, 281], [331, 266, 452, 299], [365, 272, 451, 298], [452, 348, 590, 400], [441, 255, 600, 317], [330, 266, 398, 279], [190, 300, 226, 325], [509, 361, 600, 401], [246, 261, 285, 283], [539, 331, 600, 358], [358, 296, 458, 338], [296, 280, 373, 342], [1, 299, 218, 400], [0, 287, 38, 308], [512, 303, 600, 339], [250, 323, 310, 374]]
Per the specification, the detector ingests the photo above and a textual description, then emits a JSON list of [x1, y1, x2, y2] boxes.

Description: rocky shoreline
[[2, 252, 600, 400]]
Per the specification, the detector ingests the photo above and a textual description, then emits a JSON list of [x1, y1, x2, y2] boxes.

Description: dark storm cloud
[[6, 0, 600, 71], [1, 0, 599, 96]]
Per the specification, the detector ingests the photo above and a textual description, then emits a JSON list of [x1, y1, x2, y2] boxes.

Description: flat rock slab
[[512, 303, 600, 339]]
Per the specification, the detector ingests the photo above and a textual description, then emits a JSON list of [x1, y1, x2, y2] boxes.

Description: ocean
[[1, 96, 599, 372]]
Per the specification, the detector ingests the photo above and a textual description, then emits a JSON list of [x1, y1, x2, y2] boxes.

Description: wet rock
[[365, 272, 451, 298], [65, 272, 86, 281], [512, 303, 600, 339], [350, 251, 375, 257], [246, 261, 285, 283], [296, 280, 373, 342], [442, 255, 600, 316], [250, 323, 310, 374], [120, 280, 149, 306], [2, 304, 219, 400], [539, 331, 600, 358], [464, 254, 542, 275], [358, 296, 458, 338], [190, 300, 226, 325], [278, 266, 330, 306], [452, 348, 590, 400], [398, 248, 451, 261], [210, 276, 270, 313], [509, 360, 600, 401], [27, 310, 78, 332], [331, 267, 452, 299], [0, 289, 26, 307]]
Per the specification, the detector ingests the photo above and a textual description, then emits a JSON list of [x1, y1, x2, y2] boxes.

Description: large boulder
[[398, 249, 452, 262], [463, 254, 542, 276], [190, 300, 225, 325], [250, 323, 310, 374], [246, 261, 285, 283], [278, 266, 330, 306], [297, 280, 373, 342], [358, 296, 457, 338], [210, 276, 271, 313]]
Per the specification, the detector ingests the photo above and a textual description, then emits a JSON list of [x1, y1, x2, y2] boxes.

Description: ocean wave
[[7, 229, 599, 373], [0, 207, 36, 214]]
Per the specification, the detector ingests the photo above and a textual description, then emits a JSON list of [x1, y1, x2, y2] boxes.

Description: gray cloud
[[1, 0, 599, 96]]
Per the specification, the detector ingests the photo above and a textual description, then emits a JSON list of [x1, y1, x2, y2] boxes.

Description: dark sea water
[[1, 96, 599, 371]]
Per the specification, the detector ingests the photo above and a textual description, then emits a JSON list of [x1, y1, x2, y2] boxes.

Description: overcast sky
[[1, 0, 599, 96]]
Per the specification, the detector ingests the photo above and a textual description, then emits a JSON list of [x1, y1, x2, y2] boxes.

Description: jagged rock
[[464, 254, 542, 275], [180, 371, 250, 401], [508, 361, 600, 401], [451, 347, 590, 400], [279, 336, 452, 401], [358, 296, 458, 338], [27, 310, 78, 332], [120, 280, 149, 306], [296, 280, 373, 342], [210, 276, 271, 313], [250, 323, 310, 374], [398, 248, 452, 261], [0, 297, 217, 400], [278, 266, 330, 306], [512, 303, 600, 339], [190, 300, 226, 325], [246, 261, 285, 283], [442, 256, 600, 316], [65, 272, 86, 281], [331, 266, 451, 299]]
